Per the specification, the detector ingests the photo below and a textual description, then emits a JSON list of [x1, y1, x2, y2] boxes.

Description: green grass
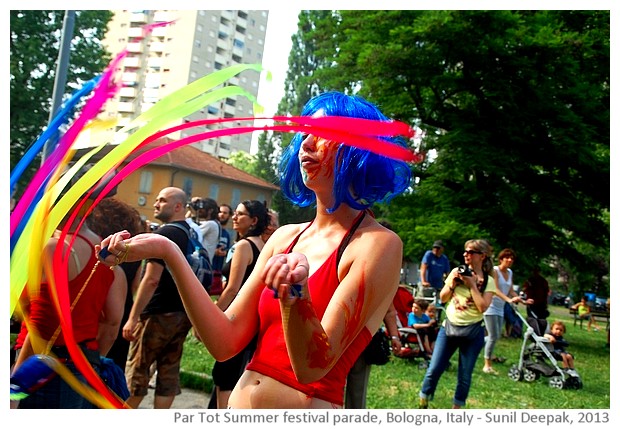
[[179, 304, 610, 408]]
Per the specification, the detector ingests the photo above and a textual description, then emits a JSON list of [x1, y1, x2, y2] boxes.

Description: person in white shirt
[[185, 197, 220, 264], [197, 198, 220, 264]]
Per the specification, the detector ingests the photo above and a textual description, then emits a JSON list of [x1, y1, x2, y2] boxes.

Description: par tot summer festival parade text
[[170, 410, 610, 426]]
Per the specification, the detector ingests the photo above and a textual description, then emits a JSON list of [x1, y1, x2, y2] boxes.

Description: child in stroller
[[407, 299, 435, 355], [392, 286, 432, 368], [507, 306, 583, 389], [544, 321, 578, 376]]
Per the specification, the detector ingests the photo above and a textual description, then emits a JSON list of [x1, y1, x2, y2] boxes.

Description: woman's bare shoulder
[[265, 222, 310, 248], [359, 218, 402, 245]]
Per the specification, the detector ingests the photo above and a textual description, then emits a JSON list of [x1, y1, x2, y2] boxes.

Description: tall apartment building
[[93, 10, 269, 159]]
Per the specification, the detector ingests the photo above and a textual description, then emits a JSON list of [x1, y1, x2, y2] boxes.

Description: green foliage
[[280, 10, 609, 292], [226, 150, 257, 174], [10, 10, 113, 197], [254, 131, 279, 185]]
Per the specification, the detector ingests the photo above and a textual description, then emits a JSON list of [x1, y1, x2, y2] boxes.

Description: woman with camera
[[419, 239, 496, 409]]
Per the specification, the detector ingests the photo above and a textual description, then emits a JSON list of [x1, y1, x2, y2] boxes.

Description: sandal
[[483, 367, 499, 375]]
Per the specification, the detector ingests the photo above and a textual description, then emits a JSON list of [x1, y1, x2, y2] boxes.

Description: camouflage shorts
[[125, 312, 192, 397]]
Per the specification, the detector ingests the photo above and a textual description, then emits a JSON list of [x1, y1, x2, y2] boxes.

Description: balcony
[[215, 53, 227, 65], [119, 87, 137, 98], [127, 42, 143, 53], [129, 12, 147, 23], [121, 72, 138, 82], [147, 57, 163, 70], [150, 41, 165, 53], [143, 88, 159, 99], [153, 11, 172, 22], [152, 26, 167, 37], [128, 27, 144, 38], [117, 102, 135, 113], [123, 56, 142, 68]]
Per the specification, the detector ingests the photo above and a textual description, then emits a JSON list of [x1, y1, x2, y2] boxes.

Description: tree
[[10, 10, 113, 197], [280, 11, 609, 290], [225, 150, 257, 174], [253, 131, 279, 184]]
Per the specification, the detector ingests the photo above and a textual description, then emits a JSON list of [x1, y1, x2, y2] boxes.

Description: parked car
[[550, 292, 567, 306], [564, 293, 576, 308], [594, 296, 609, 312]]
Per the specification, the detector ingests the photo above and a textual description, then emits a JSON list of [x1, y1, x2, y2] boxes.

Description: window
[[231, 188, 241, 208], [183, 177, 194, 197], [209, 184, 220, 201], [139, 171, 153, 193]]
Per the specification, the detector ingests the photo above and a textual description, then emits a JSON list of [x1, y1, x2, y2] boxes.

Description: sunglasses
[[464, 249, 483, 255]]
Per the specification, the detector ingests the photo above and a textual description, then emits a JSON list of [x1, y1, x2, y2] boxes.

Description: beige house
[[88, 137, 279, 222]]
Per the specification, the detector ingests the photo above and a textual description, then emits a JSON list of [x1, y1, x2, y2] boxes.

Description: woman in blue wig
[[98, 91, 413, 408]]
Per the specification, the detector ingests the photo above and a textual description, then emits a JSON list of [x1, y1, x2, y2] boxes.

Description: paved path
[[138, 387, 211, 409]]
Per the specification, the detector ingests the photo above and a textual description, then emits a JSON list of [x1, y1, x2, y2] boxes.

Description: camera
[[457, 265, 472, 276], [187, 199, 205, 210]]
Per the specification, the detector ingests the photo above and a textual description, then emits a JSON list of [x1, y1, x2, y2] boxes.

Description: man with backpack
[[122, 187, 194, 409]]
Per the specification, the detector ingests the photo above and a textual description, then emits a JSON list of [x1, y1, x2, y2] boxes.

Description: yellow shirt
[[577, 303, 589, 316], [444, 270, 496, 326]]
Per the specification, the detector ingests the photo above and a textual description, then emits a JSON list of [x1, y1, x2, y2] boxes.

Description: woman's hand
[[261, 252, 310, 305], [458, 272, 477, 290], [96, 231, 169, 266]]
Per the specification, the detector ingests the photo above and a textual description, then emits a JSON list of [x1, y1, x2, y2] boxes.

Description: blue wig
[[279, 92, 413, 212]]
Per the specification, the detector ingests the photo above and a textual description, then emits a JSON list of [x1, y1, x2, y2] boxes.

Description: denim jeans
[[419, 324, 485, 407], [483, 314, 504, 360]]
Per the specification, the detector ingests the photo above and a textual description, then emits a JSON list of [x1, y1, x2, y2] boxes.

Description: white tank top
[[485, 266, 513, 316]]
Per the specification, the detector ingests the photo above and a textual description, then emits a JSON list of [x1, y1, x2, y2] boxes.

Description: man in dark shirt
[[122, 187, 193, 409], [522, 266, 551, 320]]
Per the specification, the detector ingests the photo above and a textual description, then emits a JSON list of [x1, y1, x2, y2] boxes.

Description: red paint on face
[[303, 137, 337, 182]]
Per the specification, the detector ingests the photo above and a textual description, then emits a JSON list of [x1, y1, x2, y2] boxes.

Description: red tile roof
[[125, 137, 279, 191]]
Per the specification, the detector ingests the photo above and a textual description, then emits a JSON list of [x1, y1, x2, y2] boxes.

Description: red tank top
[[246, 212, 372, 405], [16, 233, 115, 350]]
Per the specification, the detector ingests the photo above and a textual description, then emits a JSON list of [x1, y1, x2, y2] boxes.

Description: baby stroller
[[392, 285, 432, 369], [507, 305, 583, 389]]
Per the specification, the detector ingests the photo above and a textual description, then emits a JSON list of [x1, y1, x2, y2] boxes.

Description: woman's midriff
[[228, 370, 341, 409]]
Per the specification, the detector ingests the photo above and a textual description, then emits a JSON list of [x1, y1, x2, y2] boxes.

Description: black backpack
[[165, 223, 214, 292]]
